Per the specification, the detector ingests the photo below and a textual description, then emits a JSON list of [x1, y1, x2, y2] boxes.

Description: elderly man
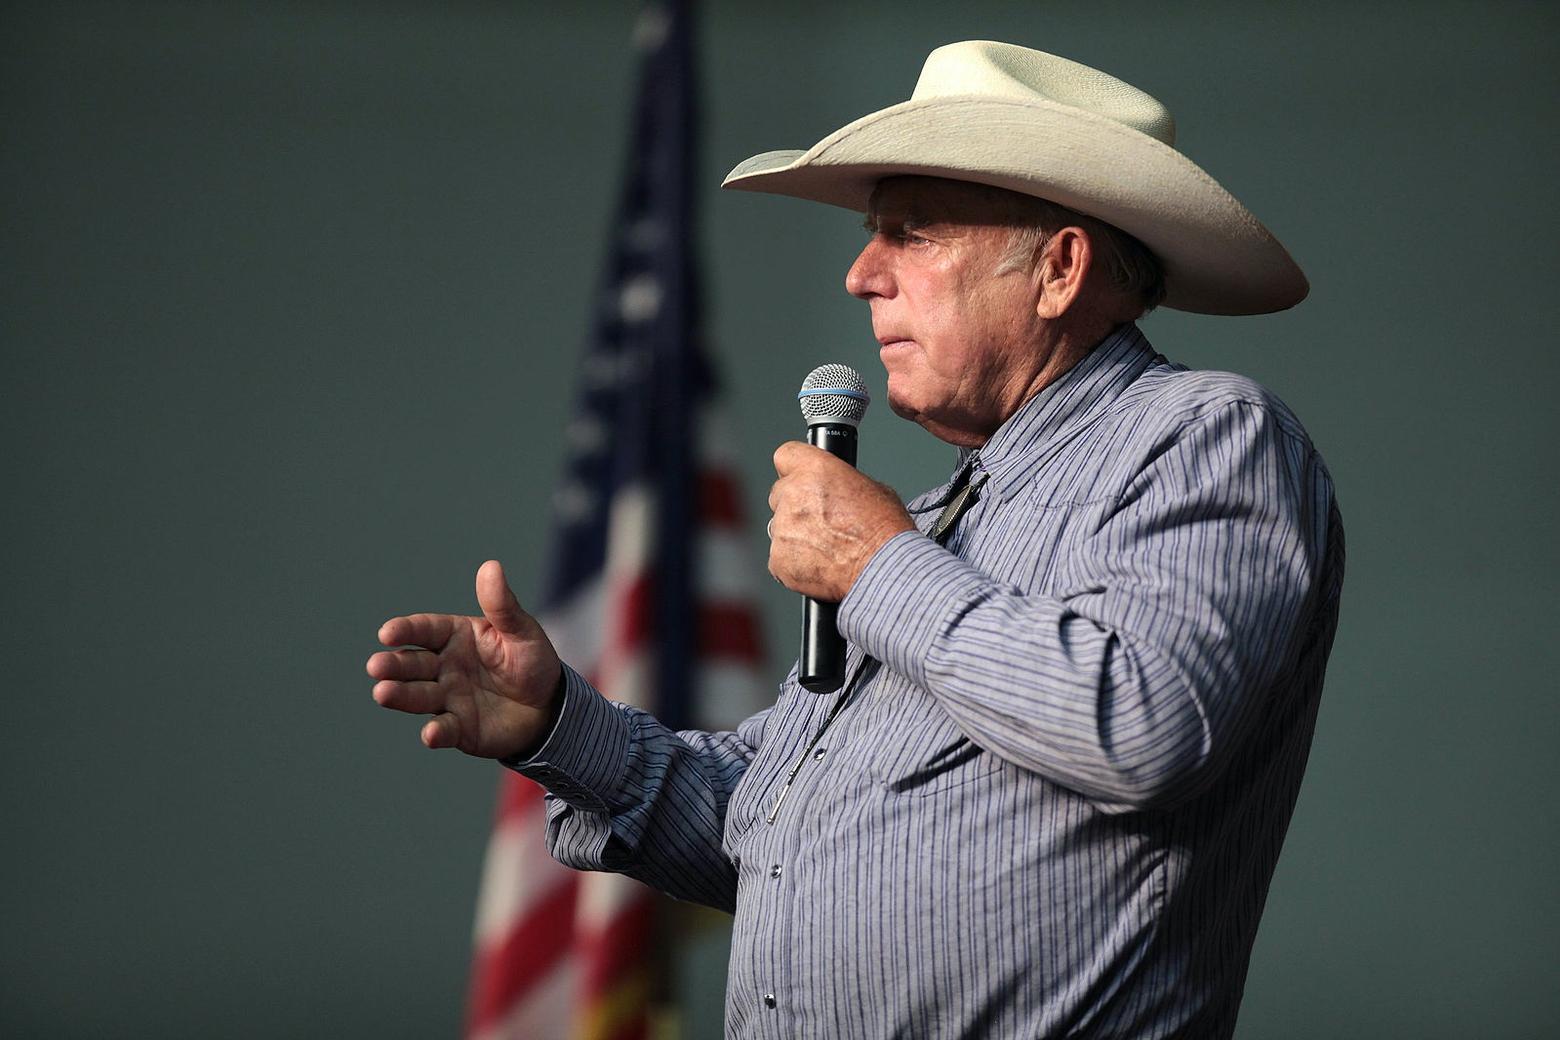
[[370, 42, 1343, 1038]]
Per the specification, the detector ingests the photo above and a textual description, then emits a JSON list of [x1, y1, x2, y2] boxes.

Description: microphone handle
[[799, 422, 858, 693]]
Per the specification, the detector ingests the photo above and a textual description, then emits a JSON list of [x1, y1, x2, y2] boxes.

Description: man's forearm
[[837, 401, 1334, 812], [508, 664, 765, 911]]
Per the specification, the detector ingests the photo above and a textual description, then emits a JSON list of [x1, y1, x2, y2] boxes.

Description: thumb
[[475, 559, 531, 637]]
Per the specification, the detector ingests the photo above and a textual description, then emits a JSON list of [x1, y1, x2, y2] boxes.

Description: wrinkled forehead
[[866, 175, 1040, 228]]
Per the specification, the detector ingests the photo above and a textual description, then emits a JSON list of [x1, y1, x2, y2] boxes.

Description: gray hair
[[982, 189, 1167, 316]]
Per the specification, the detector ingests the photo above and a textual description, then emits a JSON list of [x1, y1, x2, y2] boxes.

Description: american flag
[[465, 3, 768, 1037]]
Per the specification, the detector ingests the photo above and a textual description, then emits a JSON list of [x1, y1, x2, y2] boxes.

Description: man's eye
[[862, 222, 929, 245]]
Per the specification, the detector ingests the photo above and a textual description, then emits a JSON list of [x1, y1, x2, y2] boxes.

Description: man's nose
[[845, 238, 891, 299]]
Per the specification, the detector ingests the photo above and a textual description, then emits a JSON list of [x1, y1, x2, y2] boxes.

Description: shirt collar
[[907, 323, 1159, 514]]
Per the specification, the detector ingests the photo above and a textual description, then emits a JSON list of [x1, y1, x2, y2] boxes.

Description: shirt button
[[763, 993, 777, 1009], [769, 864, 782, 879], [812, 747, 826, 761]]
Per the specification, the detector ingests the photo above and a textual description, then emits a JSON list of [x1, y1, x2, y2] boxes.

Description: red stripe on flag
[[465, 876, 580, 1034], [607, 575, 762, 664], [592, 573, 654, 693], [699, 601, 763, 662], [698, 470, 744, 528], [494, 771, 546, 825], [578, 891, 656, 996], [619, 575, 654, 651]]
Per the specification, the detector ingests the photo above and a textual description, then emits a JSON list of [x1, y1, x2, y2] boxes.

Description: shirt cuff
[[837, 530, 994, 688], [501, 663, 628, 813]]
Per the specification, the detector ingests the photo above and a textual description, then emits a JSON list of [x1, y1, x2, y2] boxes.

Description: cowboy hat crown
[[723, 41, 1306, 316]]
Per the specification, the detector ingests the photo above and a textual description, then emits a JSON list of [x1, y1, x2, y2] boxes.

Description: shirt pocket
[[861, 687, 1006, 797]]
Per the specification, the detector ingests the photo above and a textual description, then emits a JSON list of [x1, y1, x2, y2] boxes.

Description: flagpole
[[466, 2, 771, 1038]]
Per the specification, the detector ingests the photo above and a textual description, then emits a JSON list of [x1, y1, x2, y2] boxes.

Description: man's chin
[[885, 395, 945, 438], [884, 391, 922, 425], [885, 393, 989, 448]]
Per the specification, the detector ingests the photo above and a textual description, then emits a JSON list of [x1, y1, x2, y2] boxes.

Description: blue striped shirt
[[513, 323, 1345, 1038]]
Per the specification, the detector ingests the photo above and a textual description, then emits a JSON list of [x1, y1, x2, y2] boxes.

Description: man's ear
[[1034, 226, 1093, 320]]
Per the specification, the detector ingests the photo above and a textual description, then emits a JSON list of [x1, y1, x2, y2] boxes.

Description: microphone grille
[[798, 364, 870, 426]]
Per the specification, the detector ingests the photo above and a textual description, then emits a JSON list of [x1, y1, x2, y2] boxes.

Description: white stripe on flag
[[604, 484, 654, 582], [697, 527, 767, 602], [471, 814, 577, 950], [693, 659, 771, 728], [576, 869, 649, 931], [468, 959, 581, 1040], [597, 647, 653, 712], [537, 574, 606, 681]]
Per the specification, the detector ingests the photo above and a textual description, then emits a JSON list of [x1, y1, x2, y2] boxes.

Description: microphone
[[795, 364, 870, 693]]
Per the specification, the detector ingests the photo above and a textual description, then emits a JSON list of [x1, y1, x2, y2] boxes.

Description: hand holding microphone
[[768, 365, 915, 692]]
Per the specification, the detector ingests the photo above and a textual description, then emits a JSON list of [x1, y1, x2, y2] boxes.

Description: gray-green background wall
[[3, 2, 1556, 1037]]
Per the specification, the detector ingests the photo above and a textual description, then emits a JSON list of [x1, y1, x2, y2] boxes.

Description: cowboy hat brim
[[722, 94, 1308, 316]]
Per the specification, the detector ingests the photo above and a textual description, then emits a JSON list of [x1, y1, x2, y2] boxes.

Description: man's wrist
[[839, 531, 991, 688], [500, 664, 630, 813], [845, 515, 919, 597], [501, 667, 568, 765]]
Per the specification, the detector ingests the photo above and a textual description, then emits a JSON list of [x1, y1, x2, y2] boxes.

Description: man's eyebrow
[[862, 211, 930, 232]]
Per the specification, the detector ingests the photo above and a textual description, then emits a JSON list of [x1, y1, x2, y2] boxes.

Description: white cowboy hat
[[722, 41, 1307, 315]]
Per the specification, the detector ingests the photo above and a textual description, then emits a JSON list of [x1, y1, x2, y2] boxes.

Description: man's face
[[845, 177, 1049, 446]]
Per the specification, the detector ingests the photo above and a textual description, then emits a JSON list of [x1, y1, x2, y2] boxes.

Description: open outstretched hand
[[368, 560, 562, 761]]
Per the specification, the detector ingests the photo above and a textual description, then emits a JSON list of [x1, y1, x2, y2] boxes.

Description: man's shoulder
[[1115, 360, 1313, 448]]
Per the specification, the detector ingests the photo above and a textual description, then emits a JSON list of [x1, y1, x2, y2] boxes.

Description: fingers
[[372, 679, 445, 715], [378, 613, 458, 651], [475, 559, 531, 637], [421, 712, 461, 750], [772, 440, 812, 475], [365, 648, 439, 682]]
